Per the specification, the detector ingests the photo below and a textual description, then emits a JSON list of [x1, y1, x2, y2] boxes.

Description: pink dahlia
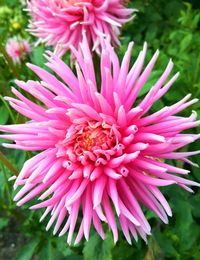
[[6, 38, 31, 64], [26, 0, 135, 56], [0, 37, 200, 245]]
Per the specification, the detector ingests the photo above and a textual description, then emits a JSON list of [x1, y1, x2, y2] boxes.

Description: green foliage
[[83, 232, 114, 260], [0, 105, 9, 124], [0, 0, 28, 39], [16, 239, 40, 260], [0, 0, 200, 259], [0, 217, 9, 230]]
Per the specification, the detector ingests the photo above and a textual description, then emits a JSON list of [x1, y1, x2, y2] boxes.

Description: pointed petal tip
[[74, 239, 79, 246], [193, 98, 199, 103], [39, 217, 44, 223], [13, 183, 18, 190], [8, 176, 17, 181], [58, 231, 65, 237], [38, 195, 43, 200], [143, 41, 147, 48], [167, 209, 173, 217], [128, 240, 132, 245], [67, 240, 72, 246], [84, 234, 89, 242], [46, 225, 50, 231], [26, 62, 32, 67], [13, 196, 18, 202], [29, 205, 37, 210], [53, 229, 58, 236], [14, 79, 23, 85], [113, 238, 118, 245], [99, 232, 106, 240], [164, 219, 169, 224], [17, 201, 24, 207], [175, 71, 180, 77], [128, 41, 134, 49]]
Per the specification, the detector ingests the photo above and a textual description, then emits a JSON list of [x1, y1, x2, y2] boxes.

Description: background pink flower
[[27, 0, 135, 56], [0, 36, 199, 244], [6, 38, 31, 64]]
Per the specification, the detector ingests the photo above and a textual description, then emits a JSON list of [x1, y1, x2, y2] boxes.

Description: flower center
[[79, 132, 94, 151], [57, 121, 123, 166], [18, 44, 26, 55], [72, 122, 117, 154]]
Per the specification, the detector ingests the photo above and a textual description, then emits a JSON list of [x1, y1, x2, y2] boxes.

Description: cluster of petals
[[6, 38, 31, 64], [0, 36, 200, 245], [26, 0, 135, 56]]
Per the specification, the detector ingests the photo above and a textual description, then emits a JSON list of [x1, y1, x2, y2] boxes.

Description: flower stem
[[0, 151, 18, 176], [0, 163, 13, 207], [0, 42, 19, 79], [0, 94, 15, 123]]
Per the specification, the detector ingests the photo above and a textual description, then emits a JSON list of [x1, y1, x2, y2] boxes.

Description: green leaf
[[0, 217, 9, 230], [31, 45, 46, 68], [191, 13, 200, 29], [180, 34, 193, 52], [145, 210, 157, 220], [16, 239, 39, 260], [0, 106, 9, 124], [37, 239, 54, 260], [56, 237, 74, 257], [154, 231, 178, 258], [83, 232, 114, 260]]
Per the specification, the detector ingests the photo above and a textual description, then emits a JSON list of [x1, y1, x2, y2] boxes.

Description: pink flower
[[6, 38, 31, 64], [27, 0, 135, 56], [0, 36, 200, 245]]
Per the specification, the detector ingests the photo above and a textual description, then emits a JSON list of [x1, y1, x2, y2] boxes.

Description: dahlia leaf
[[31, 46, 46, 68], [16, 238, 39, 260], [0, 106, 9, 124], [0, 217, 9, 230], [83, 232, 114, 260]]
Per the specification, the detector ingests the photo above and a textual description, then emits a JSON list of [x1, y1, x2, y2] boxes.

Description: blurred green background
[[0, 0, 200, 259]]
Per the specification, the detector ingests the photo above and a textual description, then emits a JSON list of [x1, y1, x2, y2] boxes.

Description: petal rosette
[[26, 0, 135, 56], [0, 37, 199, 244]]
